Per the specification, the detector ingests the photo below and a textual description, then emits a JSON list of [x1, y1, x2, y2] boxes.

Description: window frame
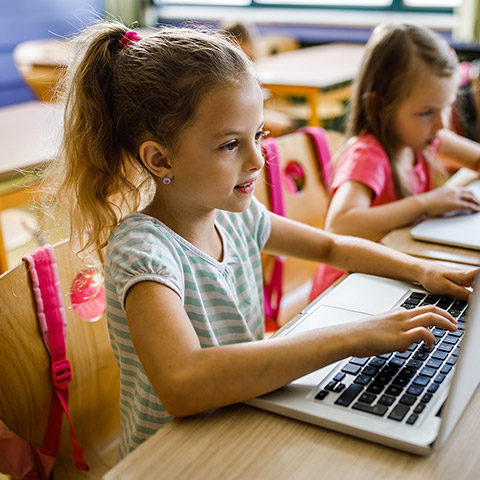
[[157, 0, 457, 12]]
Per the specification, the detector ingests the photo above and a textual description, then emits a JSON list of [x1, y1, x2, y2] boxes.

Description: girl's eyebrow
[[213, 121, 265, 139], [213, 130, 242, 139]]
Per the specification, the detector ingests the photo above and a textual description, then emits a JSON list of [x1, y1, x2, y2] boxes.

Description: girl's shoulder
[[337, 133, 388, 170], [110, 213, 166, 241], [107, 213, 182, 258], [344, 133, 386, 157], [333, 133, 393, 194]]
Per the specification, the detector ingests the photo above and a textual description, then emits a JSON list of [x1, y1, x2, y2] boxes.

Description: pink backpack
[[261, 127, 333, 331], [0, 245, 88, 479]]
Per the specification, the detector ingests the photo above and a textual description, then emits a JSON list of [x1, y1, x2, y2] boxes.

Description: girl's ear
[[139, 140, 172, 177]]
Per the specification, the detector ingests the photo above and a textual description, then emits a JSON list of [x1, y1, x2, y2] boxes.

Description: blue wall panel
[[1, 1, 104, 107]]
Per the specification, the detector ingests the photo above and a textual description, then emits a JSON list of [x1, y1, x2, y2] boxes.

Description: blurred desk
[[0, 100, 63, 177], [255, 43, 365, 126], [0, 101, 63, 271], [381, 169, 480, 267], [104, 390, 480, 480], [13, 39, 70, 102], [381, 227, 480, 267]]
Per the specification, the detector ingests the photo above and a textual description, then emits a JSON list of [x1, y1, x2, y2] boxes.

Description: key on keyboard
[[314, 292, 468, 425]]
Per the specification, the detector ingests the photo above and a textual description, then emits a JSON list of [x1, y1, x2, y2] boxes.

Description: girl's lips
[[234, 177, 257, 194]]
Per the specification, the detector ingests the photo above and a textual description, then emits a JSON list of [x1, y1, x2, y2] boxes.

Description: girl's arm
[[325, 180, 480, 241], [125, 214, 475, 419], [325, 181, 431, 241], [126, 277, 458, 418], [437, 129, 480, 171], [265, 212, 477, 301]]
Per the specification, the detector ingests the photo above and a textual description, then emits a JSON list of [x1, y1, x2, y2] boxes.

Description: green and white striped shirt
[[104, 197, 271, 458]]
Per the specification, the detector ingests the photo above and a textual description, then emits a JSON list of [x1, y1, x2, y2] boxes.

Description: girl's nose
[[247, 144, 265, 171]]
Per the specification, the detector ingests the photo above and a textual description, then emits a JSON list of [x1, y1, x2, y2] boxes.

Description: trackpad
[[288, 305, 369, 335]]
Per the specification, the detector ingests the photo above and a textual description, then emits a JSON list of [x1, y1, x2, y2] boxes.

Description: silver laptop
[[246, 272, 480, 455], [410, 179, 480, 251]]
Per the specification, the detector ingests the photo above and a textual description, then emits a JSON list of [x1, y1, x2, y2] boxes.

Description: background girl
[[311, 22, 480, 300], [52, 21, 476, 459]]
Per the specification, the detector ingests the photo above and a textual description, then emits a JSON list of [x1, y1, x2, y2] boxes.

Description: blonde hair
[[346, 23, 458, 197], [48, 21, 256, 256]]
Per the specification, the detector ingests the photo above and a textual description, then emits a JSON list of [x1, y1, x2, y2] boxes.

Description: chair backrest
[[255, 127, 333, 327], [0, 239, 120, 478]]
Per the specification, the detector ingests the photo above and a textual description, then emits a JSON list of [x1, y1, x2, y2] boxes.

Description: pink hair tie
[[119, 30, 142, 49]]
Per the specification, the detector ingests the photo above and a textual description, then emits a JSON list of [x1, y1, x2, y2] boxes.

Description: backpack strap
[[298, 126, 333, 191], [23, 246, 89, 472]]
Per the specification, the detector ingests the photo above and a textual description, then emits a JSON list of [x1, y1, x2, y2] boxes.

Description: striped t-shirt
[[104, 197, 271, 458]]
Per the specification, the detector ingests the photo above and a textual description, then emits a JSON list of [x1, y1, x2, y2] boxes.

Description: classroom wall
[[2, 1, 103, 107]]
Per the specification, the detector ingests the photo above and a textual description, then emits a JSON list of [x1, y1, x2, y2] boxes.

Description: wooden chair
[[0, 239, 121, 478], [255, 127, 334, 328]]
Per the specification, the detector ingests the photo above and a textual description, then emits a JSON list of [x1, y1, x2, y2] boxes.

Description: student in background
[[310, 22, 480, 300], [50, 21, 476, 459], [221, 20, 297, 137]]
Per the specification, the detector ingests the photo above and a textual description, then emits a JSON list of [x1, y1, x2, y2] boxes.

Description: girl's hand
[[350, 305, 457, 358], [418, 264, 478, 301], [420, 185, 480, 217]]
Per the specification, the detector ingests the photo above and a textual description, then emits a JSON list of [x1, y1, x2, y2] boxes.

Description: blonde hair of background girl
[[346, 23, 458, 198], [48, 21, 257, 256]]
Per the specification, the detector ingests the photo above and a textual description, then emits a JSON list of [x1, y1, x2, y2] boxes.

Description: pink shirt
[[310, 134, 435, 301], [332, 134, 434, 202]]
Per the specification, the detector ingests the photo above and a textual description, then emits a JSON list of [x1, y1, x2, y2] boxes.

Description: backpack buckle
[[51, 359, 72, 389]]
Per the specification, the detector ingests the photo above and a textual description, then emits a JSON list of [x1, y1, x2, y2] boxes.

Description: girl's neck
[[142, 202, 224, 262]]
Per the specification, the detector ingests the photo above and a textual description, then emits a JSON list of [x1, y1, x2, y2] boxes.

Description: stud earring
[[162, 177, 172, 185]]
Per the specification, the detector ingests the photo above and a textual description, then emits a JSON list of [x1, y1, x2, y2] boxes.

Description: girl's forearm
[[324, 233, 423, 283], [325, 195, 426, 241], [160, 325, 356, 417], [265, 213, 423, 283]]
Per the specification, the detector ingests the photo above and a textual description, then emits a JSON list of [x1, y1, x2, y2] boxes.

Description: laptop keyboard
[[314, 292, 469, 425]]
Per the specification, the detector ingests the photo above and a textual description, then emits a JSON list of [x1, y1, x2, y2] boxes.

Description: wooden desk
[[381, 169, 480, 267], [0, 101, 64, 271], [255, 43, 365, 127], [381, 226, 480, 267], [104, 389, 480, 480]]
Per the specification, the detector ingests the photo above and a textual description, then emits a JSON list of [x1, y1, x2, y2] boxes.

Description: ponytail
[[50, 22, 154, 255]]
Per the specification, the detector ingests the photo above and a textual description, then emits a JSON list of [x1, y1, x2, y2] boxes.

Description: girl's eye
[[221, 140, 239, 151], [419, 110, 433, 117], [256, 130, 270, 142]]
